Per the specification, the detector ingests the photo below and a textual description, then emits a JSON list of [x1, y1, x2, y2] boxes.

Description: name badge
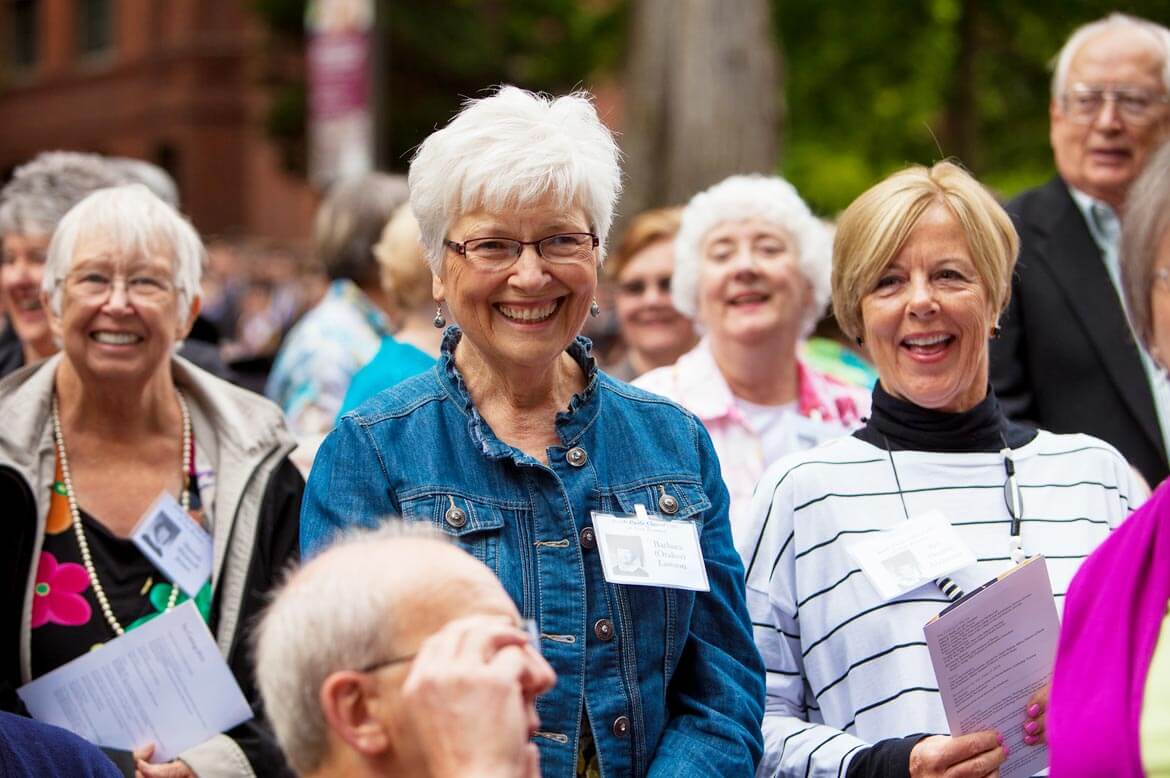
[[130, 492, 214, 598], [846, 510, 975, 601], [591, 505, 710, 591]]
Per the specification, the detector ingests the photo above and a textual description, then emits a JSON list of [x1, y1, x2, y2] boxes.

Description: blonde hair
[[605, 207, 682, 281], [832, 161, 1018, 340], [375, 204, 433, 313]]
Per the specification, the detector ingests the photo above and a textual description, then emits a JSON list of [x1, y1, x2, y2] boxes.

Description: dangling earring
[[589, 299, 601, 318], [855, 336, 864, 347], [991, 324, 1002, 338], [432, 304, 446, 329]]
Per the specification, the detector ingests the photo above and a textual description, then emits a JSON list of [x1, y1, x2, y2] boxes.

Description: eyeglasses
[[1060, 84, 1170, 126], [445, 233, 599, 270], [618, 277, 672, 297], [65, 269, 175, 304], [356, 618, 541, 675]]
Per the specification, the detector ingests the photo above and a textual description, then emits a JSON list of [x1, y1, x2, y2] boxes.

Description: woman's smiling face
[[695, 218, 811, 345], [860, 203, 997, 412], [435, 199, 598, 374]]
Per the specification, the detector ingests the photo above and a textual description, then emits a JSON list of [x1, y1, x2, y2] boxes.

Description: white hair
[[254, 522, 448, 776], [408, 85, 622, 272], [0, 151, 126, 237], [671, 174, 831, 336], [1051, 13, 1170, 98], [42, 184, 204, 323]]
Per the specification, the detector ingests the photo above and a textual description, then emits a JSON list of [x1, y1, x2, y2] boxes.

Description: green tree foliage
[[778, 0, 1170, 213]]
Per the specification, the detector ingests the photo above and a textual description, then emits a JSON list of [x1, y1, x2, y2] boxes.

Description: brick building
[[0, 0, 317, 241]]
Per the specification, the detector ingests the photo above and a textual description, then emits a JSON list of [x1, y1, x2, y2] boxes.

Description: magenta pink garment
[[1048, 479, 1170, 776]]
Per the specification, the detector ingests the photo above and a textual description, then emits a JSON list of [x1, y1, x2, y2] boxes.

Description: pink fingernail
[[1024, 721, 1039, 735], [1004, 744, 1012, 758], [997, 733, 1004, 746], [1024, 735, 1037, 746], [1027, 703, 1041, 717]]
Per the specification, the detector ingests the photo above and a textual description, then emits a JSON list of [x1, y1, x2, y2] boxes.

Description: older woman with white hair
[[635, 175, 869, 535], [301, 86, 765, 777], [0, 185, 303, 777]]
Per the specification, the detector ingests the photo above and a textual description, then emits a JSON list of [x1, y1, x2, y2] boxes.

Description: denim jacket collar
[[436, 326, 600, 461]]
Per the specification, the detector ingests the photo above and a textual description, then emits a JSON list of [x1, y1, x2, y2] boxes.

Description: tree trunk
[[621, 0, 782, 223]]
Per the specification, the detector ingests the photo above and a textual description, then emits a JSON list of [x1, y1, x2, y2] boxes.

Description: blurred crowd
[[2, 10, 1170, 778]]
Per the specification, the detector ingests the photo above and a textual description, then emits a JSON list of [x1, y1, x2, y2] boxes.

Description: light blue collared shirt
[[1069, 185, 1170, 467]]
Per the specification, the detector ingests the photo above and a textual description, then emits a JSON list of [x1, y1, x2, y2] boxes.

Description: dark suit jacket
[[990, 176, 1168, 486]]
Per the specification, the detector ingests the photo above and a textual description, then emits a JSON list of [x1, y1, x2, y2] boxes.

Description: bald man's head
[[254, 524, 520, 776]]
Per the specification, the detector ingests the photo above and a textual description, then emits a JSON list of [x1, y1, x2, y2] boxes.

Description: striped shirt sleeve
[[746, 459, 870, 778]]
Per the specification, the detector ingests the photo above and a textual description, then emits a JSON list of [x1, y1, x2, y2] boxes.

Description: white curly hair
[[671, 174, 831, 336]]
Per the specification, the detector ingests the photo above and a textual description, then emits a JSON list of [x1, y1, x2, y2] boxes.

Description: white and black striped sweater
[[741, 431, 1144, 778]]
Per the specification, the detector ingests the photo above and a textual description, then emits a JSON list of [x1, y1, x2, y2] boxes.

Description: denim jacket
[[302, 329, 765, 777]]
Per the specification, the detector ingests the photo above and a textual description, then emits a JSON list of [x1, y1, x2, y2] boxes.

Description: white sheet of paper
[[846, 510, 976, 600], [130, 492, 213, 598], [592, 508, 710, 591], [924, 555, 1058, 778], [17, 601, 252, 763]]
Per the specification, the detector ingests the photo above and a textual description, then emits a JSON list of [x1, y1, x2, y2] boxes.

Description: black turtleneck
[[854, 381, 1036, 453]]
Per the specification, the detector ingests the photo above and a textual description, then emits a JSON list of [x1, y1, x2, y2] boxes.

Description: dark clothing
[[0, 712, 124, 777], [990, 176, 1167, 486], [855, 382, 1037, 453], [0, 324, 23, 380]]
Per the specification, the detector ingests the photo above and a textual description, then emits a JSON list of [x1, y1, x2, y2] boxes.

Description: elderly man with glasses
[[254, 524, 556, 778], [991, 13, 1170, 488]]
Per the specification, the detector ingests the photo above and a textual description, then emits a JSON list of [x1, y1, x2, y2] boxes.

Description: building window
[[75, 0, 113, 56], [10, 0, 38, 69]]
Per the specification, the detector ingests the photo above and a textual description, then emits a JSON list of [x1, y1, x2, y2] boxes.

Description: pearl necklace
[[50, 390, 192, 637]]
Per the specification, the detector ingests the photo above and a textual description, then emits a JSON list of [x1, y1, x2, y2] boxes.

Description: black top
[[854, 381, 1037, 453]]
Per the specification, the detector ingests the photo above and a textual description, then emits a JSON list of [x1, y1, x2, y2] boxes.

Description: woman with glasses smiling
[[0, 185, 303, 777], [300, 86, 765, 778]]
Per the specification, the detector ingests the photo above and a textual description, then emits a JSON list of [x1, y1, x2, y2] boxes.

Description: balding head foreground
[[255, 524, 555, 778]]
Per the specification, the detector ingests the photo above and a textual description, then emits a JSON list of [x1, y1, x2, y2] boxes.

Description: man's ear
[[319, 671, 392, 758]]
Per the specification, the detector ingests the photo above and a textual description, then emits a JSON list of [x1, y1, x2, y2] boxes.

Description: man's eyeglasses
[[1060, 84, 1170, 126], [445, 233, 599, 270], [356, 618, 541, 674]]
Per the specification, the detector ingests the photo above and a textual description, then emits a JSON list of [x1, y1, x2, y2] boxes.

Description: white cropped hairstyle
[[0, 151, 126, 237], [671, 174, 832, 336], [408, 85, 622, 272], [1050, 13, 1170, 98], [43, 184, 205, 323], [254, 523, 447, 776]]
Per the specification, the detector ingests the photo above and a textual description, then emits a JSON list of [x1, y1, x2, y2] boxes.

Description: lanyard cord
[[881, 434, 965, 601], [1000, 431, 1026, 565]]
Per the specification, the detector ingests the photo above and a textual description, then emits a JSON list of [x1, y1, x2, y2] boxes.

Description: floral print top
[[30, 444, 214, 678]]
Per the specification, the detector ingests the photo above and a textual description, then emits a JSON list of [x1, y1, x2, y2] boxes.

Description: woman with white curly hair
[[635, 175, 869, 536], [301, 86, 765, 777]]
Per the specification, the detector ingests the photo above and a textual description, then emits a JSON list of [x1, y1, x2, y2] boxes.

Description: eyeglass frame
[[60, 266, 176, 304], [444, 232, 600, 268], [355, 618, 541, 675], [1059, 83, 1170, 126]]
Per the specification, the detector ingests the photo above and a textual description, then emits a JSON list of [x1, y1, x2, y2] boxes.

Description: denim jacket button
[[611, 715, 631, 738], [567, 447, 588, 467], [593, 618, 614, 641], [444, 506, 468, 528], [580, 526, 596, 550], [658, 493, 679, 514]]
